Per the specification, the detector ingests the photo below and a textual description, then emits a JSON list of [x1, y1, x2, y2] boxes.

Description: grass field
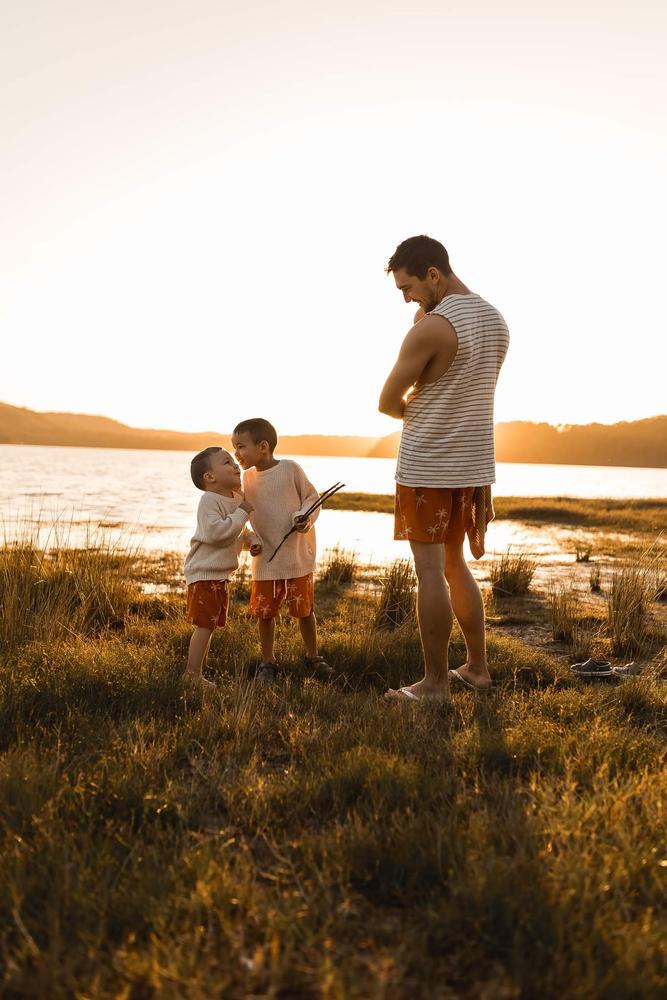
[[1, 534, 666, 998]]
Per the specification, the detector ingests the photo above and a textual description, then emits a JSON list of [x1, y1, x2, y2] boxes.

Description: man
[[379, 235, 509, 701]]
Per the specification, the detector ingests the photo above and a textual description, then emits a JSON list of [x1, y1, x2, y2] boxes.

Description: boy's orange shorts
[[186, 579, 229, 629], [250, 574, 314, 620], [394, 484, 477, 544]]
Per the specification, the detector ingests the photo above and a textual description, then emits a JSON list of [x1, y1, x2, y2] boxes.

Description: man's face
[[205, 449, 241, 491], [393, 267, 442, 313], [231, 432, 266, 471]]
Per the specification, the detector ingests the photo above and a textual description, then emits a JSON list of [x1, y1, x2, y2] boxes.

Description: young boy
[[183, 446, 255, 692], [231, 417, 331, 682]]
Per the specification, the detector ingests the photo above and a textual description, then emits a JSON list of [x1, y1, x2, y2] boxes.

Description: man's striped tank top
[[396, 293, 510, 488]]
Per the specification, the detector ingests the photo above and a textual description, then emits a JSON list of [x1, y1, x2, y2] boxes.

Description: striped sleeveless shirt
[[396, 293, 510, 488]]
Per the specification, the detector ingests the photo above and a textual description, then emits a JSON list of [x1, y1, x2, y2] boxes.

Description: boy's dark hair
[[386, 235, 452, 279], [191, 446, 222, 490], [233, 418, 278, 452]]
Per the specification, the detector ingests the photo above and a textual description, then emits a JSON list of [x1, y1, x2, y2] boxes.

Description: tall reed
[[606, 559, 655, 657], [489, 548, 536, 597], [374, 559, 417, 630]]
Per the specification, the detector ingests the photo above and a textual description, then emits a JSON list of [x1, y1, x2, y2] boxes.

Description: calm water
[[2, 444, 665, 563]]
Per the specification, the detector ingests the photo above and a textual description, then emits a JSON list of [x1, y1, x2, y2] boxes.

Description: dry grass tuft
[[548, 585, 579, 643], [606, 560, 655, 657], [589, 565, 602, 592], [489, 548, 536, 597], [575, 541, 593, 562], [319, 547, 358, 587], [374, 559, 417, 630]]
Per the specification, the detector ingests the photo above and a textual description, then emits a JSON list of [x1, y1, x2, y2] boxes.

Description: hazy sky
[[2, 0, 665, 437]]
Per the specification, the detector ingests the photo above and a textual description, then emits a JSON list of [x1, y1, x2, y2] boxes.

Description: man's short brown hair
[[386, 235, 451, 279], [191, 447, 222, 490]]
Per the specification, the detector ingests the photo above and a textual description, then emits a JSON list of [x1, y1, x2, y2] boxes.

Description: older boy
[[231, 417, 331, 682], [184, 447, 254, 692]]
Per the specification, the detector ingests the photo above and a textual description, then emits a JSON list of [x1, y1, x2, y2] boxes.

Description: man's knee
[[409, 541, 445, 580], [444, 542, 466, 575]]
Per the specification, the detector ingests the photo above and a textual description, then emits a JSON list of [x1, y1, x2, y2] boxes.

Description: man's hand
[[293, 514, 311, 533], [250, 541, 262, 556], [239, 500, 254, 514]]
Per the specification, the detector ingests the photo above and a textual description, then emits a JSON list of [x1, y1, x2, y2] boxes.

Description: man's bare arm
[[378, 317, 440, 419]]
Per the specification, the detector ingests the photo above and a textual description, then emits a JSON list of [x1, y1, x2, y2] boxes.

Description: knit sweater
[[242, 460, 320, 581], [183, 491, 250, 585]]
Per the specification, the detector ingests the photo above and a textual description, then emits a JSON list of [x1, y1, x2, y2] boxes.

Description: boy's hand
[[250, 541, 262, 556], [239, 500, 254, 514], [293, 514, 310, 533]]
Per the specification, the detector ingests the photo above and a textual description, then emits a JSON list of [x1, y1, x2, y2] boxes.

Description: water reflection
[[1, 506, 622, 579]]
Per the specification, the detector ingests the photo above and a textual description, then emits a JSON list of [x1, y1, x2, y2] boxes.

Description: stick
[[267, 482, 346, 563]]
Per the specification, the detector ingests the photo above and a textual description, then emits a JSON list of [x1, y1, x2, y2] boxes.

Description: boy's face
[[203, 449, 241, 492], [232, 432, 270, 470]]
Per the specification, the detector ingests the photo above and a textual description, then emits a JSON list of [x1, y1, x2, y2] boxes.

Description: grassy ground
[[1, 544, 666, 998], [328, 494, 667, 534]]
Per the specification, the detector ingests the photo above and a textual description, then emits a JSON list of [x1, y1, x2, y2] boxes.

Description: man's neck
[[439, 273, 471, 299]]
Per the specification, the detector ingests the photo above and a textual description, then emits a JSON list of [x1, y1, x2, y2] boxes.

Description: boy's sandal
[[304, 655, 335, 678], [569, 658, 612, 677], [251, 661, 281, 682]]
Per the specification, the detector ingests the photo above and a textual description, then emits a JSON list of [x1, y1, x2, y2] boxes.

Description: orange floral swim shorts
[[250, 574, 314, 620], [186, 579, 229, 629], [394, 484, 494, 558]]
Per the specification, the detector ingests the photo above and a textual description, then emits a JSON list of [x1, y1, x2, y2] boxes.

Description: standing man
[[379, 235, 509, 701]]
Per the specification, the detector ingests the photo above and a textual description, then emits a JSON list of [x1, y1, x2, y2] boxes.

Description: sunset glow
[[2, 1, 665, 436]]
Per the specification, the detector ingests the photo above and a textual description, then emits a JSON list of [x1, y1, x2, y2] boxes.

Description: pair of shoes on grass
[[570, 658, 641, 678]]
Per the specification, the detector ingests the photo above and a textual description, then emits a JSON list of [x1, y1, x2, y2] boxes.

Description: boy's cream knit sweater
[[243, 460, 320, 581], [184, 491, 250, 585]]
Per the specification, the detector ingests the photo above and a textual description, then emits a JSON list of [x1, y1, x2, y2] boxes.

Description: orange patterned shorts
[[186, 579, 229, 629], [250, 574, 314, 620], [394, 485, 477, 545]]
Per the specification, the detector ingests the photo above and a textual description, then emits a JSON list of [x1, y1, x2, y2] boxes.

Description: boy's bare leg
[[298, 611, 318, 660], [185, 627, 216, 690], [258, 617, 277, 663], [405, 541, 453, 699], [444, 541, 491, 687]]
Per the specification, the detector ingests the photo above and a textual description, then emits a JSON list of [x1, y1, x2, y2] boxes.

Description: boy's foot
[[304, 655, 335, 680], [184, 673, 218, 695], [254, 661, 280, 684]]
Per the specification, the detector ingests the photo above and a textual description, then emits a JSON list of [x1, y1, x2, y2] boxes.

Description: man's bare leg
[[444, 541, 491, 687], [402, 540, 453, 699]]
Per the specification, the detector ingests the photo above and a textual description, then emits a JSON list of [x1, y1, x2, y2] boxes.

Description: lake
[[2, 444, 665, 564]]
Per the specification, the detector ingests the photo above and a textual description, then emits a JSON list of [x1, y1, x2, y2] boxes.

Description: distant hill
[[1, 403, 665, 468], [0, 403, 377, 458], [369, 417, 667, 468]]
